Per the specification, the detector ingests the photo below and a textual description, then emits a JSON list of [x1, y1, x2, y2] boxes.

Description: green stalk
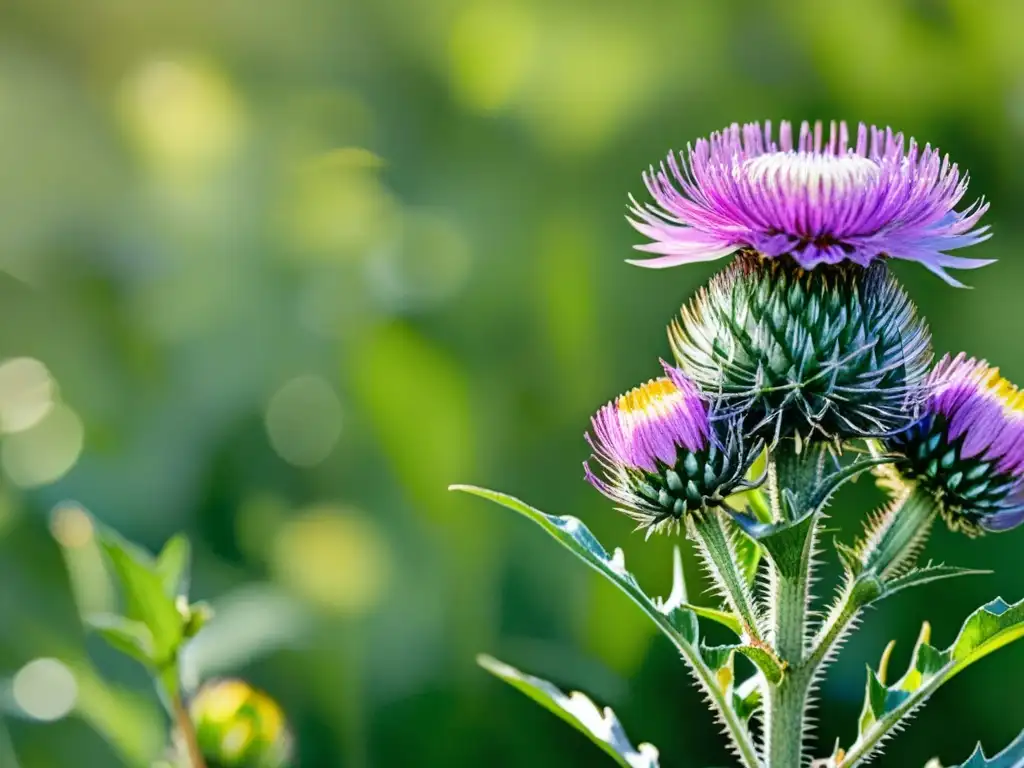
[[861, 484, 937, 578], [173, 694, 208, 768], [808, 484, 937, 670], [763, 439, 824, 768], [689, 510, 763, 642], [677, 640, 762, 768]]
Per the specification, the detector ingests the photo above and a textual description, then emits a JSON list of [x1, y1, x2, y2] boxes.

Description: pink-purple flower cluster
[[584, 364, 759, 532], [890, 354, 1024, 533], [628, 120, 991, 285]]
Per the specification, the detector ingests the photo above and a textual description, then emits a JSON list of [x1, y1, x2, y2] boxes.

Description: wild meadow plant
[[80, 528, 292, 767], [455, 121, 1024, 768]]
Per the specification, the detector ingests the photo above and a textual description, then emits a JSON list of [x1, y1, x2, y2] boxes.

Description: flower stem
[[678, 641, 762, 768], [808, 483, 937, 670], [689, 510, 763, 641], [173, 694, 207, 768], [763, 439, 824, 768], [861, 484, 937, 578], [764, 572, 812, 768]]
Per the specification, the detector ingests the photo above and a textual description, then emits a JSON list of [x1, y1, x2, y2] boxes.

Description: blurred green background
[[0, 0, 1023, 765]]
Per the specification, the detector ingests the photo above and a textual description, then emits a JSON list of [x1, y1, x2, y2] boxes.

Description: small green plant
[[86, 525, 292, 768], [456, 120, 1024, 767]]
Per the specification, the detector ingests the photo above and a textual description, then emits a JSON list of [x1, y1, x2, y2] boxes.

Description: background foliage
[[0, 0, 1023, 765]]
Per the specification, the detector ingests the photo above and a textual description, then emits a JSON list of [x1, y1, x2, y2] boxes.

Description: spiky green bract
[[618, 427, 763, 535], [888, 413, 1018, 536], [669, 253, 932, 444], [585, 370, 764, 534]]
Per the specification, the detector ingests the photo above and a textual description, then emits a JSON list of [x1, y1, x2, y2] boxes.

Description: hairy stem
[[765, 570, 812, 768], [690, 511, 763, 641], [763, 439, 825, 768], [809, 484, 937, 670], [861, 484, 937, 578], [676, 637, 762, 768], [766, 669, 812, 768]]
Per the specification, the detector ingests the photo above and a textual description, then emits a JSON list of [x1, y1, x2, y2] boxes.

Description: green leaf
[[808, 454, 897, 512], [881, 565, 989, 601], [662, 546, 744, 636], [86, 614, 155, 666], [734, 645, 785, 686], [451, 485, 700, 649], [454, 485, 762, 768], [731, 676, 763, 721], [943, 729, 1024, 768], [728, 521, 763, 588], [155, 534, 191, 600], [734, 506, 817, 579], [838, 598, 1024, 767], [478, 655, 659, 768], [949, 598, 1024, 679], [97, 528, 185, 666]]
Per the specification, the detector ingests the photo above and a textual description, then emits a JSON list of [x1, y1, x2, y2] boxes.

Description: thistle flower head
[[629, 120, 992, 286], [888, 354, 1024, 535], [584, 364, 761, 534], [671, 254, 932, 444], [189, 679, 293, 768]]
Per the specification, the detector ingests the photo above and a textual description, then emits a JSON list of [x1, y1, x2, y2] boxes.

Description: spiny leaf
[[155, 534, 191, 600], [666, 545, 743, 637], [808, 454, 899, 513], [735, 645, 786, 686], [732, 507, 817, 579], [478, 655, 659, 768], [948, 598, 1024, 680], [451, 485, 700, 649], [837, 598, 1024, 767], [698, 642, 784, 689], [940, 728, 1024, 767], [728, 520, 763, 588], [455, 485, 762, 768], [882, 566, 989, 600]]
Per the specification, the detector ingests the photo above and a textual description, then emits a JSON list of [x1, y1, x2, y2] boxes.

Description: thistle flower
[[888, 354, 1024, 535], [584, 364, 761, 534], [188, 679, 293, 768], [670, 254, 932, 443], [629, 120, 991, 286]]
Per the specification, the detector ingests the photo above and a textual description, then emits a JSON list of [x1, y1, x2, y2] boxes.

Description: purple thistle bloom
[[628, 120, 992, 286], [584, 364, 759, 533], [889, 353, 1024, 533], [587, 367, 709, 475]]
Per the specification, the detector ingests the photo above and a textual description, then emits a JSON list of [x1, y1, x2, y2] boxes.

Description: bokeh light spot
[[448, 2, 536, 112], [264, 376, 343, 467], [0, 357, 56, 434], [50, 502, 94, 549], [271, 506, 391, 614], [118, 56, 244, 174], [12, 658, 78, 722], [367, 209, 472, 311], [284, 154, 400, 261], [1, 403, 84, 488]]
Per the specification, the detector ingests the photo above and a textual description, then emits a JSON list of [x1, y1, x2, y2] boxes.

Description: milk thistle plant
[[455, 121, 1024, 768]]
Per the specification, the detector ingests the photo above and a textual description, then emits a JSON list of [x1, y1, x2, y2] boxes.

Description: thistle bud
[[887, 354, 1024, 535], [584, 363, 761, 534], [669, 253, 932, 443], [188, 679, 293, 768]]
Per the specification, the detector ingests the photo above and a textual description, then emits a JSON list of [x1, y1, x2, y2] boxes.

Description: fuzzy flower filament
[[629, 120, 991, 285]]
